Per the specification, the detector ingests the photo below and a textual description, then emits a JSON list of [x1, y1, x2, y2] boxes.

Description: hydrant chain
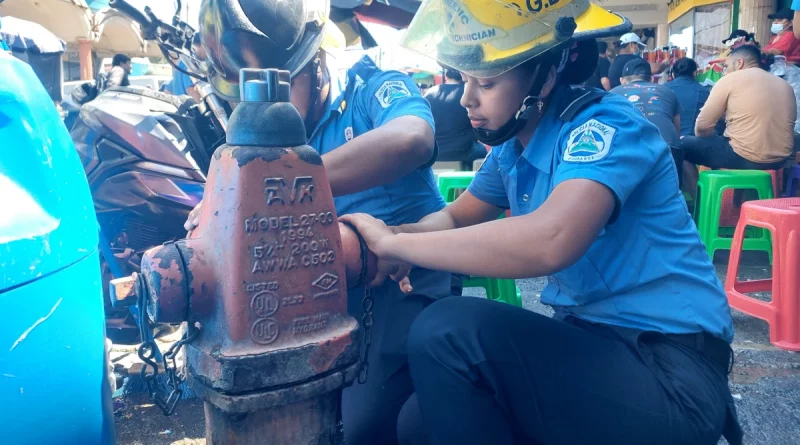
[[339, 220, 375, 384]]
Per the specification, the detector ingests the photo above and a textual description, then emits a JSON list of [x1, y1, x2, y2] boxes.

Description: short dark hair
[[729, 44, 762, 67], [112, 54, 131, 67], [597, 41, 608, 54], [444, 68, 462, 82], [516, 39, 599, 87], [672, 57, 698, 78], [622, 58, 652, 79]]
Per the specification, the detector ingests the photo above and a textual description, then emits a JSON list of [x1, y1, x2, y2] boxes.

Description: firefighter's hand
[[339, 213, 413, 294], [184, 201, 203, 235], [372, 259, 413, 294]]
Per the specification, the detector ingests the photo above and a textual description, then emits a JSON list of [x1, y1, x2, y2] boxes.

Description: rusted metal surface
[[129, 138, 368, 443], [192, 363, 359, 414], [109, 274, 138, 308], [203, 390, 341, 445], [182, 143, 362, 375], [140, 243, 191, 324], [122, 68, 377, 442]]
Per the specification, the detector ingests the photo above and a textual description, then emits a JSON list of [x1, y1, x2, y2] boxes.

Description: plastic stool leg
[[496, 279, 521, 306], [772, 224, 800, 349], [702, 184, 726, 260], [694, 182, 715, 257], [725, 218, 746, 292]]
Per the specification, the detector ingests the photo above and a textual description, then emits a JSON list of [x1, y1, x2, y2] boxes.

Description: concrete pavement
[[116, 262, 800, 444]]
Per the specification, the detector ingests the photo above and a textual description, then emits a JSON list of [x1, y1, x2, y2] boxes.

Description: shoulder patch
[[375, 80, 411, 108], [563, 119, 616, 163]]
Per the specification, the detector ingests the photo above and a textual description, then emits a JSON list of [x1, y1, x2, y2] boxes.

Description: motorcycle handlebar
[[108, 0, 152, 28]]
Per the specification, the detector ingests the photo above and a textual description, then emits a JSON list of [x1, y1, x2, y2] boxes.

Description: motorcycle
[[70, 0, 229, 341]]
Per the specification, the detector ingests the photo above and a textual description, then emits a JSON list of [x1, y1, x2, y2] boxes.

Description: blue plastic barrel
[[0, 51, 115, 443]]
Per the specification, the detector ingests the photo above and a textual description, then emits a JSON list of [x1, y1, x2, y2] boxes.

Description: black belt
[[665, 332, 733, 374]]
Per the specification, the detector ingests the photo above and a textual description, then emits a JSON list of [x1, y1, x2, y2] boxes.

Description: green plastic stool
[[463, 276, 522, 307], [437, 171, 476, 203], [693, 170, 773, 261], [436, 173, 520, 304]]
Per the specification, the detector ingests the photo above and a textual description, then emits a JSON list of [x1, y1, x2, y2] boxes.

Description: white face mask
[[772, 23, 785, 34]]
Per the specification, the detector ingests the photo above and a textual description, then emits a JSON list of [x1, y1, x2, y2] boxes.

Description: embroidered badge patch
[[563, 119, 616, 163], [375, 80, 411, 108]]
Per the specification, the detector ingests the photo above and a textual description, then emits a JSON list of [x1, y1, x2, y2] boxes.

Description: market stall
[[668, 0, 731, 84], [0, 16, 66, 101]]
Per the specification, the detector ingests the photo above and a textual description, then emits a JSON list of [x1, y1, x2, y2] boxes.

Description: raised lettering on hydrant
[[111, 69, 374, 445]]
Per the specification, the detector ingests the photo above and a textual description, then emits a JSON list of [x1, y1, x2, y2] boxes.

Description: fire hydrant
[[110, 69, 376, 444]]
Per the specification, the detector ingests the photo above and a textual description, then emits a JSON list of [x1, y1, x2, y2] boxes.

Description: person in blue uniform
[[190, 2, 451, 444], [340, 1, 743, 444], [167, 34, 206, 96]]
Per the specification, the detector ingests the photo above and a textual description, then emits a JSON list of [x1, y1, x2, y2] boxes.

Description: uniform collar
[[514, 85, 573, 173], [308, 64, 348, 142]]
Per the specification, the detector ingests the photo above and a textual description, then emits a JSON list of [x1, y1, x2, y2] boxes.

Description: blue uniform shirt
[[309, 56, 445, 226], [468, 85, 734, 342], [170, 61, 193, 96]]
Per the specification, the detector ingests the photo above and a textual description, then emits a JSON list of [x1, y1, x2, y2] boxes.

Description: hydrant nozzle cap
[[239, 68, 291, 103]]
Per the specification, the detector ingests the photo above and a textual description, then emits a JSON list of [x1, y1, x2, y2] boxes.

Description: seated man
[[611, 59, 685, 186], [611, 58, 681, 147], [681, 44, 796, 195]]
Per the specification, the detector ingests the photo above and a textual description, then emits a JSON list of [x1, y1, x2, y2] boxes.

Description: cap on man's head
[[622, 58, 651, 78], [723, 29, 750, 44], [619, 32, 646, 47], [768, 8, 793, 21]]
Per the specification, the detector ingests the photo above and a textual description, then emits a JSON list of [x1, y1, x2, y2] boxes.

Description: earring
[[537, 100, 544, 116]]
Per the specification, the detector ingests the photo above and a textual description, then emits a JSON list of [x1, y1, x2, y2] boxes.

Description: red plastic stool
[[725, 198, 800, 351], [719, 169, 782, 227]]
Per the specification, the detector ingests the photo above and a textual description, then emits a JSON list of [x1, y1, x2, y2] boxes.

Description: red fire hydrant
[[111, 69, 375, 444]]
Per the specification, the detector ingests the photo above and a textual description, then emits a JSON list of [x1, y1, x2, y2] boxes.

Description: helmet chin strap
[[473, 48, 569, 147], [304, 56, 323, 139]]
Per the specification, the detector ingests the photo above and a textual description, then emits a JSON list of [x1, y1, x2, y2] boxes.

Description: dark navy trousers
[[340, 268, 453, 445], [397, 297, 742, 445]]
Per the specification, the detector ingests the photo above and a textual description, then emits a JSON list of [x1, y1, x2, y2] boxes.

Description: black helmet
[[199, 0, 332, 102]]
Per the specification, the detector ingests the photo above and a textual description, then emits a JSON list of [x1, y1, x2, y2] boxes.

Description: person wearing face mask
[[607, 32, 670, 88], [763, 8, 800, 63]]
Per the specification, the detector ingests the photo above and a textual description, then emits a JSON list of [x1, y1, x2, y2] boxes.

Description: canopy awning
[[331, 0, 421, 48], [0, 16, 66, 54]]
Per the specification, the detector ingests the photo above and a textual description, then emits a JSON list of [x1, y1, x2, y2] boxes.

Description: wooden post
[[78, 39, 94, 81], [738, 0, 777, 45], [657, 23, 670, 47]]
